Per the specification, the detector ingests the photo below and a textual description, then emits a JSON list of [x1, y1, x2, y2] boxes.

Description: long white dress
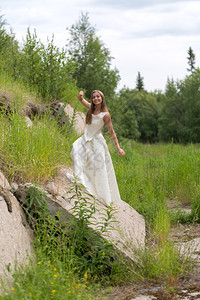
[[67, 112, 121, 206]]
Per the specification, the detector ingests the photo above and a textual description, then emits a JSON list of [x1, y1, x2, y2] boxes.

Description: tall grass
[[0, 112, 78, 183], [111, 139, 200, 223], [1, 259, 98, 300], [0, 72, 38, 111]]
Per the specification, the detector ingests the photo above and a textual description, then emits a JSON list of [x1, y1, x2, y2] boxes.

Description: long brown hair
[[86, 90, 108, 124]]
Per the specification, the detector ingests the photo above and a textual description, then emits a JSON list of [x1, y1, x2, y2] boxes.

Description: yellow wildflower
[[76, 283, 80, 289], [84, 272, 88, 281], [11, 287, 15, 291], [53, 274, 57, 278], [51, 290, 56, 295]]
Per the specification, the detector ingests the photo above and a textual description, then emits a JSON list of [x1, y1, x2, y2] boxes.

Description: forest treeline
[[1, 12, 200, 144]]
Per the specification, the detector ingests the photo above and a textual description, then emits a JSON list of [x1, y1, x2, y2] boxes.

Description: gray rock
[[64, 104, 85, 134], [10, 182, 19, 194], [0, 172, 33, 286], [0, 171, 11, 190], [43, 167, 146, 261]]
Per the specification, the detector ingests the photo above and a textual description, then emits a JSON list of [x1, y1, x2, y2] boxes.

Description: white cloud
[[1, 0, 200, 91]]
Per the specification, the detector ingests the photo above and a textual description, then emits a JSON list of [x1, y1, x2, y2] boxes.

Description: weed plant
[[67, 182, 124, 280], [191, 185, 200, 222]]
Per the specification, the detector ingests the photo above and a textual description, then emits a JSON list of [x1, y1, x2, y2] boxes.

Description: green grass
[[1, 259, 99, 300], [0, 72, 38, 112], [0, 112, 79, 183], [111, 139, 200, 223]]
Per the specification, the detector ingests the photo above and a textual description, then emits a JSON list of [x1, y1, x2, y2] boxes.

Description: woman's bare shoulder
[[103, 112, 111, 123]]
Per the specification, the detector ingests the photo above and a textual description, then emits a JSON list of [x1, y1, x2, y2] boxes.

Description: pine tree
[[136, 71, 144, 91], [187, 47, 196, 73]]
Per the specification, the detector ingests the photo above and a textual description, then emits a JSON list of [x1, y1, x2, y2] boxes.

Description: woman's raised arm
[[77, 91, 91, 109]]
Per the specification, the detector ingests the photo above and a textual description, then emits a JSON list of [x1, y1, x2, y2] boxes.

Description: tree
[[180, 69, 200, 142], [116, 87, 159, 142], [187, 47, 196, 73], [116, 88, 140, 140], [38, 35, 76, 100], [20, 28, 76, 101], [136, 71, 144, 92], [159, 78, 183, 142], [66, 12, 120, 100], [0, 13, 8, 52], [20, 28, 43, 88], [0, 14, 21, 77]]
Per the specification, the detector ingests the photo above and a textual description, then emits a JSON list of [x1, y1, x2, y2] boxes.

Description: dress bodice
[[84, 112, 107, 141]]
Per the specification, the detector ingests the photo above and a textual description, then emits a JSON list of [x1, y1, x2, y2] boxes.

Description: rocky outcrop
[[0, 92, 85, 133], [21, 101, 86, 133], [14, 166, 146, 262], [0, 172, 33, 282], [47, 167, 146, 260]]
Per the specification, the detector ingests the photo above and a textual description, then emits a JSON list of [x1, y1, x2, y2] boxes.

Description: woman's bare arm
[[103, 113, 125, 157], [77, 91, 91, 109]]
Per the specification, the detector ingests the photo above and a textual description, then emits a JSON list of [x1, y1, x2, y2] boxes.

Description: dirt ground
[[100, 224, 200, 300]]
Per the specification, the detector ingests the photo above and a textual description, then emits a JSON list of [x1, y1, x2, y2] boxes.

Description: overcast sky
[[1, 0, 200, 92]]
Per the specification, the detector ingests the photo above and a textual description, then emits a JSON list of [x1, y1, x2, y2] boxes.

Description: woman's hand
[[78, 91, 84, 101], [118, 148, 125, 157]]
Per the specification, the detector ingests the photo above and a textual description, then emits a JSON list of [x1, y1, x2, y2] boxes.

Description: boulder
[[46, 167, 146, 260], [64, 104, 85, 134], [0, 172, 33, 283], [15, 166, 145, 262]]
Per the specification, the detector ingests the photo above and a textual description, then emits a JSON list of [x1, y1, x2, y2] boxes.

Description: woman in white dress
[[67, 90, 125, 206]]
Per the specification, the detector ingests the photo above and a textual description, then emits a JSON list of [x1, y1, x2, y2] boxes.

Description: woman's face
[[92, 91, 102, 106]]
